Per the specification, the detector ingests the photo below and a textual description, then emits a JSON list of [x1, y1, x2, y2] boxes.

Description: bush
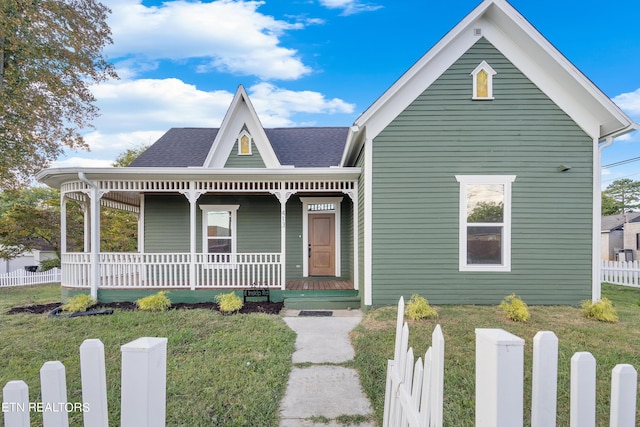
[[404, 294, 438, 320], [581, 297, 618, 323], [39, 258, 60, 271], [61, 293, 96, 313], [215, 292, 243, 314], [499, 294, 530, 322], [136, 291, 171, 312]]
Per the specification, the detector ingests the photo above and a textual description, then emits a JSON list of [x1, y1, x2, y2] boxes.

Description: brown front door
[[309, 213, 335, 276]]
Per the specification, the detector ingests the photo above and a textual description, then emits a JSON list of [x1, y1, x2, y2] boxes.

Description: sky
[[52, 0, 640, 188]]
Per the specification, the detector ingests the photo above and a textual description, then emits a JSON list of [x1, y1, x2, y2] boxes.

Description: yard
[[351, 283, 640, 426], [0, 284, 296, 426], [1, 283, 639, 426]]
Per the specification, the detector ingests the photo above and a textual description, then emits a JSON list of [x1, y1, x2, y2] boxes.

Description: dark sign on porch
[[243, 288, 270, 303]]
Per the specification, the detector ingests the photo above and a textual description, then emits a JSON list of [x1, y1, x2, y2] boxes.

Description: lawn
[[351, 283, 640, 426], [0, 284, 296, 427]]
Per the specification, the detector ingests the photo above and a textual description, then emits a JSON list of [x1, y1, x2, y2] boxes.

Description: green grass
[[0, 284, 296, 426], [351, 283, 640, 426]]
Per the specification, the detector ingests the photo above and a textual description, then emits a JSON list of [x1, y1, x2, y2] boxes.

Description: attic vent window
[[238, 131, 252, 155], [470, 61, 497, 100]]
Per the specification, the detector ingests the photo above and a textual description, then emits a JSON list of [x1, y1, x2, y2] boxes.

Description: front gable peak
[[203, 85, 281, 168]]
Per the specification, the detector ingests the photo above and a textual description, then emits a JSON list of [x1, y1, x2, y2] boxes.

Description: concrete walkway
[[279, 310, 376, 427]]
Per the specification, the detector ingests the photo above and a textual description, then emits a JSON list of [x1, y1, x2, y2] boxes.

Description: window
[[238, 130, 252, 155], [455, 175, 516, 271], [470, 61, 497, 100], [200, 205, 239, 262]]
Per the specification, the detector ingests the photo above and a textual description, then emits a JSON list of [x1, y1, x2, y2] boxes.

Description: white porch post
[[60, 193, 67, 254], [180, 183, 204, 291], [89, 186, 102, 300], [344, 184, 359, 290], [271, 186, 295, 290], [83, 201, 90, 253], [78, 173, 104, 300]]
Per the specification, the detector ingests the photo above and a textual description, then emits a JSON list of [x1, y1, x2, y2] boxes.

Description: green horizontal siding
[[371, 38, 593, 306], [143, 194, 353, 282], [224, 139, 266, 168]]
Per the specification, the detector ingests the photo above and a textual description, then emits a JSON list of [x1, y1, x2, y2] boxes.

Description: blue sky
[[54, 0, 640, 188]]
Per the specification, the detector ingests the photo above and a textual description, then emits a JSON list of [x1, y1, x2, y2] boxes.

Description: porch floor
[[285, 279, 354, 291]]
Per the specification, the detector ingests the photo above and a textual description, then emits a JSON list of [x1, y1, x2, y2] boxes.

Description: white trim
[[471, 60, 497, 100], [237, 129, 252, 156], [204, 85, 280, 168], [455, 175, 516, 272], [301, 197, 343, 277], [592, 137, 608, 301], [343, 0, 635, 164], [138, 194, 145, 253], [199, 205, 240, 256], [364, 137, 373, 306]]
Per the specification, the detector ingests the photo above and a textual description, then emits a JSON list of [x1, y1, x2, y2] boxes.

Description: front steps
[[283, 290, 360, 310]]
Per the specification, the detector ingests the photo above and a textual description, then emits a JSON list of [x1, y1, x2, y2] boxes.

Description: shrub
[[61, 293, 96, 313], [499, 294, 530, 322], [404, 294, 438, 320], [136, 291, 171, 312], [39, 258, 61, 271], [581, 297, 618, 323], [215, 292, 243, 314]]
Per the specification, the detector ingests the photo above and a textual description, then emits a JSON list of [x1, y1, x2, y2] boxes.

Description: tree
[[112, 145, 149, 168], [0, 0, 117, 188], [602, 193, 623, 216], [603, 179, 640, 216], [0, 187, 83, 259], [467, 201, 504, 223]]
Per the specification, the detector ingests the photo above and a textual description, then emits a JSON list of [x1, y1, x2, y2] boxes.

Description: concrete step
[[283, 296, 361, 310]]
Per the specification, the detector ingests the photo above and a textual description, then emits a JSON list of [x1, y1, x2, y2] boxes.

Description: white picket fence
[[2, 337, 167, 427], [601, 260, 640, 288], [383, 296, 444, 427], [383, 297, 638, 427], [0, 268, 61, 288]]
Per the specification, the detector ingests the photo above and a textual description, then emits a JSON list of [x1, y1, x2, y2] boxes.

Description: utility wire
[[602, 156, 640, 168]]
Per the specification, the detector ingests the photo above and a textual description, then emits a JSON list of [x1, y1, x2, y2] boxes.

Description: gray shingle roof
[[601, 212, 640, 232], [129, 128, 218, 167], [128, 127, 349, 168]]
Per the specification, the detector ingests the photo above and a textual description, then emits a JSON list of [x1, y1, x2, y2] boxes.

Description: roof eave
[[36, 166, 362, 189]]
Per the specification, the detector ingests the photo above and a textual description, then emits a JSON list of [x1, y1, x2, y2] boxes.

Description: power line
[[602, 156, 640, 169]]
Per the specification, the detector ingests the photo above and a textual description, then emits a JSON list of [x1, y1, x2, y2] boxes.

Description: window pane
[[467, 184, 504, 223], [467, 226, 502, 264], [208, 238, 231, 253], [207, 211, 231, 237]]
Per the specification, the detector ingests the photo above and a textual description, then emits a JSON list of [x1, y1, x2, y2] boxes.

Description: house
[[601, 213, 640, 261], [36, 0, 637, 307]]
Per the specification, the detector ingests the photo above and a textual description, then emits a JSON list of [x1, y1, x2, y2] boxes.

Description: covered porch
[[40, 168, 361, 300]]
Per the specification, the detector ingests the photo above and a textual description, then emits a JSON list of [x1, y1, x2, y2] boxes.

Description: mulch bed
[[6, 301, 284, 316]]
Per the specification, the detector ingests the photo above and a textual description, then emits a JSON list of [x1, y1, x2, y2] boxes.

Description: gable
[[343, 0, 636, 166], [204, 85, 281, 168]]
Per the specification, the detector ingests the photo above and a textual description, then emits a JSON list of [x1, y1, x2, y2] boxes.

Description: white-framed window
[[470, 61, 497, 100], [237, 130, 252, 155], [200, 205, 239, 262], [455, 175, 516, 272]]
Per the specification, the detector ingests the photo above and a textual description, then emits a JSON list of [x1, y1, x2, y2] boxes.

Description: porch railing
[[61, 252, 282, 289]]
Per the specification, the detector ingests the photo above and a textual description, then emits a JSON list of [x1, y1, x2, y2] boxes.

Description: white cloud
[[62, 78, 356, 166], [612, 88, 640, 142], [248, 82, 355, 126], [318, 0, 382, 15], [102, 0, 311, 80], [50, 157, 115, 169], [613, 88, 640, 118], [90, 78, 234, 133]]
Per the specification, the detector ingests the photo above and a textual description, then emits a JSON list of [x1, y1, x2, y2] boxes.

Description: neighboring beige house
[[601, 213, 640, 261]]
